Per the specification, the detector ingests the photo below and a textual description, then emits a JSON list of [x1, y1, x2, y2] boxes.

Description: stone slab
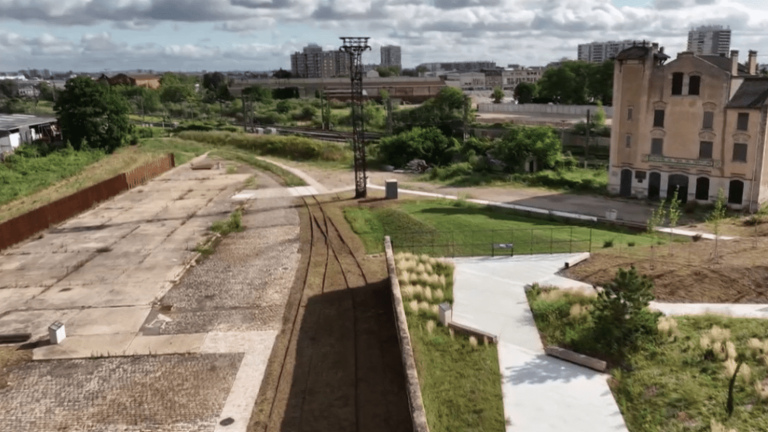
[[0, 287, 45, 315], [0, 309, 82, 340], [32, 334, 136, 360], [65, 306, 151, 336], [201, 331, 278, 354]]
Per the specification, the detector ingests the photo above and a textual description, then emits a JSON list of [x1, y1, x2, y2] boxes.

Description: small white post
[[48, 321, 66, 344], [438, 302, 452, 326]]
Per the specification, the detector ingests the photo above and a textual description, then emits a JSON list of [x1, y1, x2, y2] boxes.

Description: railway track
[[260, 194, 377, 432]]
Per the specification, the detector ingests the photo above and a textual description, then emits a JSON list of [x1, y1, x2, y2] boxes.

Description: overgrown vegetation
[[528, 270, 768, 432], [210, 208, 244, 236], [0, 145, 105, 208], [395, 252, 505, 431], [177, 131, 351, 163], [345, 200, 658, 256]]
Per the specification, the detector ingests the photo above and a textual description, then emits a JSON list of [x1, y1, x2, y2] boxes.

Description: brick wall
[[0, 154, 175, 251]]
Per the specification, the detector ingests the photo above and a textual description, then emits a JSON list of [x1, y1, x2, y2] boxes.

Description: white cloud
[[1, 0, 768, 70]]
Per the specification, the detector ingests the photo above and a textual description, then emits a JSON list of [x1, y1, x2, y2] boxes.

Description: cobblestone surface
[[0, 354, 243, 432], [153, 172, 300, 335]]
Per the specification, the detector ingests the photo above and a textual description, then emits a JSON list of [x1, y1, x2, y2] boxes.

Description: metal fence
[[366, 227, 599, 258], [366, 227, 766, 266]]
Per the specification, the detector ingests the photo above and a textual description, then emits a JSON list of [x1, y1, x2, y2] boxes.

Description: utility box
[[48, 321, 66, 345], [385, 179, 398, 199], [606, 209, 618, 221], [438, 302, 452, 326]]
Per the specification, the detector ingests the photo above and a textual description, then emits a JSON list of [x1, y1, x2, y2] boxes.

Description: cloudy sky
[[1, 0, 768, 73]]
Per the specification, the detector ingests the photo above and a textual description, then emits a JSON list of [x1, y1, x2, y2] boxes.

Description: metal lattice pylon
[[340, 37, 371, 198]]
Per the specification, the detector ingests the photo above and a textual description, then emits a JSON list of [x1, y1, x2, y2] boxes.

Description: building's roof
[[615, 45, 670, 62], [699, 55, 749, 75], [0, 114, 57, 132], [109, 73, 159, 80], [727, 78, 768, 108]]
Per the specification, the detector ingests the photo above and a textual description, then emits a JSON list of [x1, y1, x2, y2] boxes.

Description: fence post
[[492, 230, 495, 257], [530, 229, 533, 255], [452, 231, 455, 258], [570, 227, 573, 253], [589, 228, 593, 253], [550, 228, 554, 254]]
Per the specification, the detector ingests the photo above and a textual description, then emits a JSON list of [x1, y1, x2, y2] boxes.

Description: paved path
[[255, 156, 329, 193], [451, 254, 628, 432]]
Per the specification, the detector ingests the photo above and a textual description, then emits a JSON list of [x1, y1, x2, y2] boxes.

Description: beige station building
[[609, 43, 768, 211]]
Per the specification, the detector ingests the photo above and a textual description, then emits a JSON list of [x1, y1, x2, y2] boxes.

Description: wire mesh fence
[[365, 227, 763, 268]]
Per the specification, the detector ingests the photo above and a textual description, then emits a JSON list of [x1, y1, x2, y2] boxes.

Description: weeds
[[210, 209, 244, 236]]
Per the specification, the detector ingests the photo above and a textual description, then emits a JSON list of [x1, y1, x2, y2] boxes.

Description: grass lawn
[[527, 286, 768, 432], [345, 199, 661, 256], [395, 252, 506, 431]]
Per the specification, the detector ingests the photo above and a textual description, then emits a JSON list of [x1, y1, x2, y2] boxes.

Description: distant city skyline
[[1, 0, 768, 72]]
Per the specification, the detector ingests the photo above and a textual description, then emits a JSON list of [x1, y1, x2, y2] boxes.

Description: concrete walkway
[[451, 254, 628, 432], [255, 156, 329, 193]]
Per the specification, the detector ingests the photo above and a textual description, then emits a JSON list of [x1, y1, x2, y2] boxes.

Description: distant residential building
[[381, 46, 402, 68], [290, 44, 350, 78], [444, 72, 486, 89], [482, 69, 503, 89], [687, 25, 731, 56], [578, 40, 651, 63], [503, 66, 546, 88], [417, 61, 496, 73]]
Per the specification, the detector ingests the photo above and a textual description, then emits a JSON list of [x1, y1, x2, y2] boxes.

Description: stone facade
[[610, 44, 768, 211]]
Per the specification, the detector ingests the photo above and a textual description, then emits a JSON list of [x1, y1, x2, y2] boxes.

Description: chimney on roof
[[748, 50, 758, 75], [731, 50, 739, 76]]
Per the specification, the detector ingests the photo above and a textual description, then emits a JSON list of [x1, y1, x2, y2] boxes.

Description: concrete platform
[[452, 254, 629, 432]]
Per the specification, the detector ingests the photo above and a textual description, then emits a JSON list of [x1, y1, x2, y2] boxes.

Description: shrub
[[427, 162, 474, 181], [177, 131, 350, 162], [590, 267, 659, 360], [377, 127, 459, 168], [603, 239, 614, 248]]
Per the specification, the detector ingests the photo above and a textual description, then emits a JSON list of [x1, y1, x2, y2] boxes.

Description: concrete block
[[438, 302, 452, 326], [545, 346, 607, 372], [385, 179, 398, 199], [48, 321, 66, 344]]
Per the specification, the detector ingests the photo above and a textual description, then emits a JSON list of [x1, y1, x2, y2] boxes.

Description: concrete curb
[[385, 236, 430, 432], [545, 346, 607, 372]]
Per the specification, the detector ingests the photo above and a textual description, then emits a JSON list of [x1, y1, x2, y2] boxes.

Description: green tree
[[593, 101, 606, 128], [514, 82, 537, 104], [54, 77, 132, 152], [159, 73, 197, 103], [591, 267, 658, 360], [242, 85, 272, 103], [202, 72, 226, 92], [589, 60, 614, 105], [0, 81, 17, 99], [377, 127, 459, 167], [491, 126, 563, 172], [538, 61, 613, 105], [491, 86, 505, 103], [434, 86, 466, 113]]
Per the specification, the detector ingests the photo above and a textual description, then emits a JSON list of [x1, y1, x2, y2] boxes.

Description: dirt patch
[[0, 346, 32, 390], [565, 238, 768, 303]]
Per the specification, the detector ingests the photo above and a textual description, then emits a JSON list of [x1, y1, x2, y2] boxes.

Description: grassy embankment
[[345, 199, 661, 256], [0, 131, 348, 222], [527, 287, 768, 432], [394, 252, 505, 431]]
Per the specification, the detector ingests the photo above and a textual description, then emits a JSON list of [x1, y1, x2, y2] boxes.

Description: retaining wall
[[385, 236, 430, 432], [478, 103, 614, 117], [0, 154, 175, 251]]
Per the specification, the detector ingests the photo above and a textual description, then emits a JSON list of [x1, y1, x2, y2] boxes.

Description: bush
[[603, 239, 614, 248], [291, 105, 318, 121], [377, 127, 459, 168], [590, 267, 659, 361], [491, 126, 563, 172], [176, 131, 351, 162], [428, 162, 474, 181]]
